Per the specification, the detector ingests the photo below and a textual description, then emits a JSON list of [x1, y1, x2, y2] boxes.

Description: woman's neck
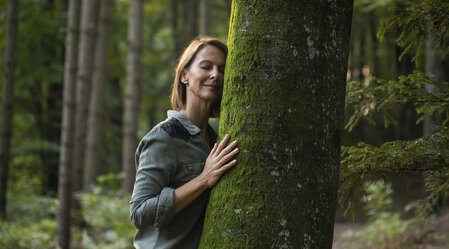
[[180, 101, 210, 132]]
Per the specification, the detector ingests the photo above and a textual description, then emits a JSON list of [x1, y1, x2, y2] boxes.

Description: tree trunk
[[200, 1, 353, 248], [424, 31, 447, 136], [57, 0, 81, 247], [423, 27, 449, 210], [171, 0, 181, 58], [188, 0, 198, 38], [199, 0, 210, 35], [122, 0, 144, 193], [72, 0, 100, 194], [84, 0, 113, 190], [0, 0, 19, 220]]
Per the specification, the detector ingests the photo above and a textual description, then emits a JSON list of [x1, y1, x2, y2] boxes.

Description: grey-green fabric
[[130, 110, 217, 249]]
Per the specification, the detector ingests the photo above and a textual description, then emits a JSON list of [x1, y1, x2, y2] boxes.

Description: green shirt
[[130, 110, 217, 249]]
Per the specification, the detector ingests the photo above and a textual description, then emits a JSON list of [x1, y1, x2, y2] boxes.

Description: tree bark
[[57, 0, 80, 247], [199, 0, 210, 35], [200, 1, 353, 248], [424, 31, 447, 136], [122, 0, 144, 193], [0, 0, 19, 220], [84, 0, 113, 190], [72, 0, 100, 194], [188, 0, 198, 37], [171, 0, 181, 58]]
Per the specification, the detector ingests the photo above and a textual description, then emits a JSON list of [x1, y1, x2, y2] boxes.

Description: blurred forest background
[[0, 0, 448, 248]]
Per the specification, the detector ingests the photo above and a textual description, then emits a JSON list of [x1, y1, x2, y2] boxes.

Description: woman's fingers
[[208, 143, 218, 158], [218, 159, 237, 173], [214, 134, 230, 156], [219, 147, 239, 165], [218, 140, 238, 158]]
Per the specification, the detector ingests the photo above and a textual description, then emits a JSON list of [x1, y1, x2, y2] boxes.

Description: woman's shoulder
[[142, 117, 190, 142]]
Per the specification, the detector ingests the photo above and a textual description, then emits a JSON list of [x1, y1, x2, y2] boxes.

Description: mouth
[[204, 84, 219, 90]]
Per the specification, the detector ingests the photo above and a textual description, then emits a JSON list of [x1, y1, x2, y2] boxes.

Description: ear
[[181, 70, 189, 84]]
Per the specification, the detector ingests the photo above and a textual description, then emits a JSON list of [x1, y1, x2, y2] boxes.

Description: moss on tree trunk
[[200, 0, 353, 248]]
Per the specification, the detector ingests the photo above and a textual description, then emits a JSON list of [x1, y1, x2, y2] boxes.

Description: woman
[[130, 36, 239, 249]]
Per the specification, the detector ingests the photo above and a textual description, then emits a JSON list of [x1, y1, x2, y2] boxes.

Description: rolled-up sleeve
[[130, 128, 177, 229]]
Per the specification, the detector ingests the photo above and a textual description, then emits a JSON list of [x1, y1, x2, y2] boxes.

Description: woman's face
[[182, 45, 226, 105]]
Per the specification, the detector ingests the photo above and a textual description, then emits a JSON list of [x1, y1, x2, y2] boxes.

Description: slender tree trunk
[[188, 0, 198, 37], [423, 27, 449, 210], [199, 0, 210, 35], [84, 0, 113, 190], [122, 0, 144, 193], [57, 0, 80, 247], [171, 0, 181, 58], [0, 0, 19, 220], [108, 76, 124, 171], [72, 0, 100, 194], [369, 12, 380, 77], [200, 1, 353, 248], [424, 31, 446, 136]]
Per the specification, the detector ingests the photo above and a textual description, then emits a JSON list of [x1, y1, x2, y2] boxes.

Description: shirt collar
[[167, 110, 201, 135]]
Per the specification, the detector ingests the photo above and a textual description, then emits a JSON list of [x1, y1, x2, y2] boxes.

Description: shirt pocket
[[176, 161, 205, 183]]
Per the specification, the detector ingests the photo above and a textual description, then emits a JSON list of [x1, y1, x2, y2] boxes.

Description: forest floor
[[332, 211, 449, 249]]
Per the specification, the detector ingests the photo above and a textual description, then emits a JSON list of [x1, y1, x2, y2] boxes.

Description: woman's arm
[[174, 134, 239, 214], [130, 130, 177, 229]]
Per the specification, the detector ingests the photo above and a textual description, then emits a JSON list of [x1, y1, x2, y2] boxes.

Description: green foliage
[[407, 169, 449, 222], [78, 176, 134, 249], [6, 153, 57, 222], [377, 0, 449, 63], [362, 181, 393, 220], [354, 213, 411, 248], [0, 156, 59, 249], [338, 182, 412, 249], [0, 219, 58, 249], [345, 71, 449, 131], [342, 0, 449, 232], [339, 128, 449, 209], [0, 171, 134, 249], [358, 182, 411, 248], [96, 172, 125, 191]]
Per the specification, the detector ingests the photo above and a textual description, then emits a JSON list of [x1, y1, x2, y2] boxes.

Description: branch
[[339, 128, 449, 206], [345, 71, 449, 131]]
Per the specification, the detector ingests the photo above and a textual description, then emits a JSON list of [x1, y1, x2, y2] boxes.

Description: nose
[[210, 67, 219, 79]]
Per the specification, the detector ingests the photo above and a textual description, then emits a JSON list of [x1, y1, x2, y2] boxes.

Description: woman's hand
[[199, 134, 239, 188], [173, 134, 238, 214]]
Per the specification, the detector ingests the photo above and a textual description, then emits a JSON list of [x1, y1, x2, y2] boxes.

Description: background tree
[[122, 0, 144, 193], [340, 0, 449, 232], [72, 0, 101, 194], [57, 0, 80, 248], [84, 0, 113, 190], [9, 1, 448, 248], [199, 0, 210, 35], [200, 1, 354, 248], [0, 0, 19, 220], [0, 0, 232, 247]]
